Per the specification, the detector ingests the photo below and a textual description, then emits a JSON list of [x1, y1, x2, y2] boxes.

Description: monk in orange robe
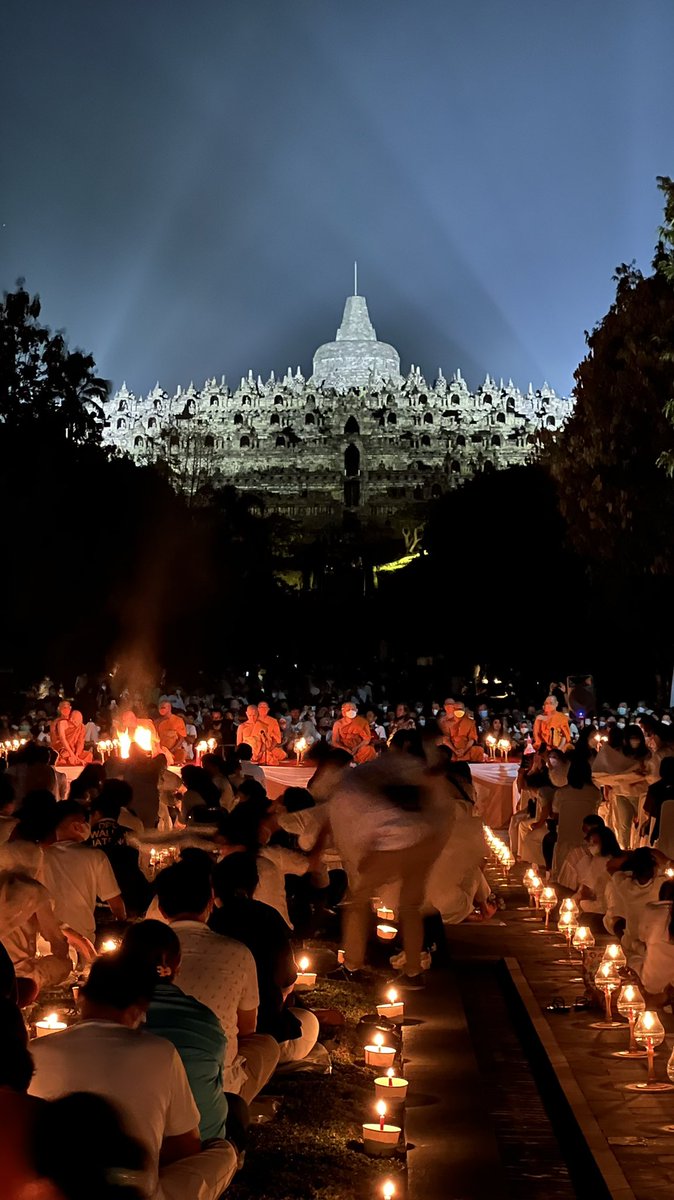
[[257, 701, 287, 765], [50, 701, 76, 765], [236, 705, 266, 763], [533, 697, 572, 750], [155, 701, 188, 765], [438, 698, 484, 762], [331, 703, 377, 763], [67, 710, 93, 765]]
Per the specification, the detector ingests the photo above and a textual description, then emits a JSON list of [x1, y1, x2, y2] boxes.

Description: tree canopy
[[547, 178, 674, 574]]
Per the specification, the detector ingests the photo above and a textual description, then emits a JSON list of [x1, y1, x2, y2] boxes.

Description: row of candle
[[484, 827, 515, 872], [484, 735, 511, 760], [0, 737, 28, 759], [363, 987, 409, 1164], [523, 879, 674, 1089]]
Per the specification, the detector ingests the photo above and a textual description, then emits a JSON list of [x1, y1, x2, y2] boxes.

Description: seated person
[[155, 701, 188, 766], [556, 813, 605, 890], [235, 742, 265, 785], [29, 953, 237, 1200], [256, 701, 287, 765], [210, 852, 319, 1064], [604, 847, 665, 960], [91, 788, 152, 918], [155, 861, 280, 1104], [331, 704, 377, 764], [573, 824, 621, 914], [634, 879, 674, 999], [43, 800, 126, 943], [122, 920, 248, 1157]]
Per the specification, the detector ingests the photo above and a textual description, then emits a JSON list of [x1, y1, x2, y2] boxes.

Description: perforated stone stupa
[[102, 286, 572, 534]]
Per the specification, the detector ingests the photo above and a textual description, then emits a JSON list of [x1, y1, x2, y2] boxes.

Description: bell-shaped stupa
[[311, 267, 401, 391]]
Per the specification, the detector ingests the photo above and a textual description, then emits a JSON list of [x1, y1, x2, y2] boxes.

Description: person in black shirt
[[209, 853, 319, 1063]]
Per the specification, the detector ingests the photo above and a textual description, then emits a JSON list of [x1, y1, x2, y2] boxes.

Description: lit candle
[[99, 938, 120, 954], [35, 1012, 67, 1038], [375, 1066, 409, 1102], [376, 924, 398, 942], [383, 1183, 395, 1200], [601, 943, 627, 969], [362, 1099, 401, 1157], [376, 906, 395, 922], [376, 987, 405, 1021], [294, 955, 317, 990], [364, 1031, 396, 1069], [337, 948, 345, 965], [485, 734, 497, 760]]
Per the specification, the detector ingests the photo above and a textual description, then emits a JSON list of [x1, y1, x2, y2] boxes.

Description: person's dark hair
[[13, 790, 58, 843], [20, 741, 52, 766], [180, 765, 220, 807], [566, 757, 593, 788], [524, 768, 551, 790], [155, 861, 213, 918], [0, 998, 33, 1091], [69, 763, 106, 800], [0, 771, 14, 811], [615, 847, 658, 885], [178, 846, 215, 876], [54, 799, 89, 826], [587, 825, 621, 857], [607, 725, 624, 750], [389, 728, 424, 757], [660, 757, 674, 783], [236, 743, 253, 762], [81, 954, 156, 1010], [122, 920, 181, 977], [582, 813, 605, 831], [624, 724, 649, 758], [282, 786, 315, 813], [31, 1091, 147, 1200], [226, 802, 265, 851], [201, 752, 228, 775], [96, 779, 133, 819], [235, 778, 268, 805], [213, 851, 259, 901]]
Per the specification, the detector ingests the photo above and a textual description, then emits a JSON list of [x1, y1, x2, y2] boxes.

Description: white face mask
[[617, 720, 625, 729], [432, 707, 439, 716], [454, 710, 465, 720], [345, 709, 357, 720]]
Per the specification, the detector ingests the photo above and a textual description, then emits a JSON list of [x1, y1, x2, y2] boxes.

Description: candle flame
[[100, 938, 119, 954], [376, 1100, 387, 1118], [298, 956, 310, 972], [118, 729, 132, 759], [606, 944, 620, 960], [624, 985, 635, 1001], [644, 1010, 655, 1030], [45, 1012, 60, 1028], [386, 987, 398, 1004], [383, 1182, 395, 1200], [134, 725, 153, 753], [374, 1032, 384, 1048]]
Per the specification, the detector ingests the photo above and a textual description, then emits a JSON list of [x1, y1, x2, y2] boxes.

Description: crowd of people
[[3, 671, 674, 1198]]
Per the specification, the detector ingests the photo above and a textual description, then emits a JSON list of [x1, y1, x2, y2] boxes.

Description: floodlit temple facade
[[102, 289, 572, 532]]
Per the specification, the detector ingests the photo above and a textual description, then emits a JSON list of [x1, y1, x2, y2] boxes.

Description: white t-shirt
[[639, 905, 674, 993], [257, 846, 309, 929], [29, 1020, 199, 1199], [43, 841, 121, 942], [170, 920, 259, 1093]]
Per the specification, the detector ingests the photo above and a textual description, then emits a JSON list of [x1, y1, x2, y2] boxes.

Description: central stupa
[[310, 275, 401, 391]]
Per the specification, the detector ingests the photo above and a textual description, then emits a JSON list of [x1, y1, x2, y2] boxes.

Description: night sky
[[2, 0, 672, 399]]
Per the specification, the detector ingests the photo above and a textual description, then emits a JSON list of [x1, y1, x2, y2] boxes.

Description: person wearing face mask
[[573, 824, 621, 914], [331, 703, 377, 763], [557, 813, 606, 889], [438, 699, 482, 762], [592, 726, 648, 850], [549, 757, 601, 879], [533, 696, 571, 751], [43, 800, 126, 944], [476, 704, 490, 732]]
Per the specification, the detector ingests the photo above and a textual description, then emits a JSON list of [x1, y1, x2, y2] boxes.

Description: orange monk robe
[[50, 717, 78, 765], [533, 711, 571, 750], [258, 717, 287, 765], [66, 713, 93, 765], [236, 719, 266, 764], [156, 714, 188, 763], [331, 715, 377, 763], [440, 715, 483, 762]]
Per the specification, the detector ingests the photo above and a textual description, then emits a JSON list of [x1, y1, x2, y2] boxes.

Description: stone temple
[[102, 287, 572, 535]]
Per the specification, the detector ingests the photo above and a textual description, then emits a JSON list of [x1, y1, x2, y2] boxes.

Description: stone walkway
[[412, 870, 674, 1200]]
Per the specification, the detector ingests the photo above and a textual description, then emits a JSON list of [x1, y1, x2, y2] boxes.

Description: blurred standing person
[[330, 757, 442, 987]]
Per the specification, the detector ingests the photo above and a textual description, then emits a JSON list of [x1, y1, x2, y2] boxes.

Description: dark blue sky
[[2, 0, 672, 398]]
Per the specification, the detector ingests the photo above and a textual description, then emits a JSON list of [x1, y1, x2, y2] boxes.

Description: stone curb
[[504, 955, 636, 1200]]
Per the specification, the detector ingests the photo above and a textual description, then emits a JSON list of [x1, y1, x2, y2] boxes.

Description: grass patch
[[229, 973, 407, 1200]]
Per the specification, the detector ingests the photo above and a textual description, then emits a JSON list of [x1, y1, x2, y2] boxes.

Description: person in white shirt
[[155, 861, 280, 1103], [635, 882, 674, 997], [43, 800, 126, 943], [29, 953, 237, 1200], [330, 756, 443, 987], [604, 847, 666, 961]]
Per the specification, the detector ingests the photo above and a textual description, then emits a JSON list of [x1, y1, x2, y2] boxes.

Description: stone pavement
[[435, 870, 674, 1200]]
